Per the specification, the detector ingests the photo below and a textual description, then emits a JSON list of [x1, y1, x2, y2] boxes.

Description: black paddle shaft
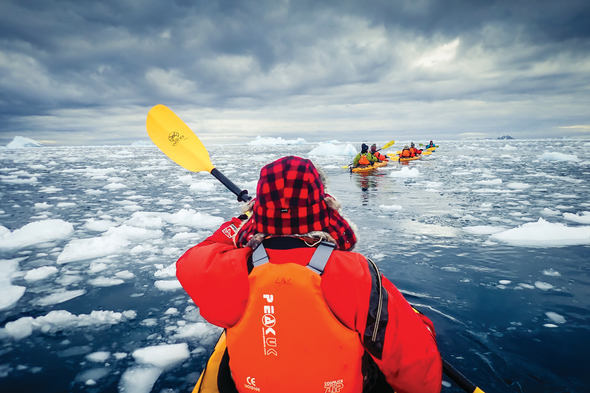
[[211, 168, 252, 202]]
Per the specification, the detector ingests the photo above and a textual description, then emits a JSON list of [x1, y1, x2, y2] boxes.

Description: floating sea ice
[[379, 204, 403, 210], [489, 218, 590, 247], [88, 277, 125, 287], [534, 282, 554, 291], [563, 211, 590, 224], [462, 226, 507, 235], [538, 152, 578, 162], [84, 218, 118, 232], [546, 311, 566, 324], [247, 136, 306, 146], [86, 351, 111, 362], [0, 219, 74, 251], [542, 269, 561, 277], [506, 182, 530, 189], [540, 208, 560, 216], [308, 142, 357, 156], [24, 266, 58, 281], [0, 258, 27, 310], [499, 280, 512, 285], [390, 167, 420, 178], [474, 179, 502, 185], [190, 182, 216, 192], [154, 280, 182, 291], [35, 289, 86, 306], [1, 309, 136, 340], [104, 182, 127, 190], [118, 367, 162, 393], [57, 236, 130, 264], [132, 343, 190, 369]]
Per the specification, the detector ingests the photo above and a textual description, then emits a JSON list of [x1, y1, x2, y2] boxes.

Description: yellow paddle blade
[[381, 140, 395, 150], [146, 105, 215, 173], [387, 153, 399, 158]]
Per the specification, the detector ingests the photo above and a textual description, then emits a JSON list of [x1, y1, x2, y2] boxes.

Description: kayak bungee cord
[[145, 104, 486, 393]]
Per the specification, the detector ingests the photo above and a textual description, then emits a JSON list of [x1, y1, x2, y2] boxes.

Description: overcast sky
[[1, 0, 589, 146]]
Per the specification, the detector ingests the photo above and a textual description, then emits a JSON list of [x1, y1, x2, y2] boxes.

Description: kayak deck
[[351, 160, 388, 172]]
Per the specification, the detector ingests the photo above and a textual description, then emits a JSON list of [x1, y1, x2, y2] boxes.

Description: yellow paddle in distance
[[146, 104, 252, 202], [341, 139, 395, 168]]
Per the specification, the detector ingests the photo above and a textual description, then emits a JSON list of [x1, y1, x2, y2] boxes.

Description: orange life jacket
[[227, 242, 365, 393], [401, 149, 411, 158], [358, 154, 370, 165]]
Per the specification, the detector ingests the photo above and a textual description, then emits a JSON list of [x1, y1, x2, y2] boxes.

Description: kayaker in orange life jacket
[[370, 143, 388, 161], [400, 145, 414, 158], [409, 142, 422, 156], [352, 143, 379, 167], [176, 156, 442, 393]]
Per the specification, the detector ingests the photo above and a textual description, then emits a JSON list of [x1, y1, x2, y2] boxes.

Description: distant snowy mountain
[[5, 136, 43, 148], [497, 135, 515, 140]]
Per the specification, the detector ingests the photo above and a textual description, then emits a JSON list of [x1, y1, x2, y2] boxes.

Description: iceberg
[[6, 136, 43, 148]]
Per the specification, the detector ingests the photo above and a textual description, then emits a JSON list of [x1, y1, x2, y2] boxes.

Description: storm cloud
[[1, 0, 589, 145]]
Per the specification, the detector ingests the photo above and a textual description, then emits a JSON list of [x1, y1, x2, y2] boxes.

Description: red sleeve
[[374, 276, 442, 393], [176, 219, 252, 328], [321, 254, 441, 393]]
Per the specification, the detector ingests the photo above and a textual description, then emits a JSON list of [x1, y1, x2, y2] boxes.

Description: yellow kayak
[[388, 153, 421, 162], [351, 160, 388, 172]]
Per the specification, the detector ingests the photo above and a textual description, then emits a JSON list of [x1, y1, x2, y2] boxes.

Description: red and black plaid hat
[[236, 156, 356, 251]]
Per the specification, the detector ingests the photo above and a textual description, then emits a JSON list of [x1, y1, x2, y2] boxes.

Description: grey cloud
[[0, 0, 589, 145]]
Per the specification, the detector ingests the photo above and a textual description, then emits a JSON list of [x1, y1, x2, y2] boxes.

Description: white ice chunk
[[86, 351, 111, 362], [308, 143, 357, 156], [118, 367, 162, 393], [0, 219, 74, 251], [0, 258, 27, 310], [154, 280, 182, 291], [379, 205, 403, 210], [1, 309, 135, 340], [538, 152, 578, 162], [247, 136, 306, 145], [545, 312, 566, 324], [24, 266, 59, 281], [88, 277, 125, 287], [132, 343, 190, 369], [534, 282, 554, 291], [474, 179, 502, 185], [463, 226, 507, 235], [190, 182, 216, 192], [489, 218, 590, 247], [563, 211, 590, 224], [390, 167, 420, 177], [57, 236, 130, 264], [84, 219, 118, 232], [35, 290, 86, 306]]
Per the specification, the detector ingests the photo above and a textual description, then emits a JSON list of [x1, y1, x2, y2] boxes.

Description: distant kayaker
[[426, 140, 435, 148], [176, 156, 442, 393], [353, 143, 379, 167], [370, 143, 388, 161], [410, 142, 422, 156], [400, 145, 414, 158]]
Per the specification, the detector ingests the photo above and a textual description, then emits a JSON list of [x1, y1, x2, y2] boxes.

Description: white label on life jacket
[[262, 293, 278, 356]]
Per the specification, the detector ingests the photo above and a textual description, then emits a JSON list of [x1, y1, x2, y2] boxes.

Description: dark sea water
[[1, 140, 589, 392]]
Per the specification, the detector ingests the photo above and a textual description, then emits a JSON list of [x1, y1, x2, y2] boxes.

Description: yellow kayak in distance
[[388, 153, 422, 162], [350, 160, 388, 173]]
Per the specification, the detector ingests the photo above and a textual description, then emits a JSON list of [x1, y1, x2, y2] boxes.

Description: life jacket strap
[[252, 243, 270, 267], [251, 240, 335, 274], [306, 241, 336, 275]]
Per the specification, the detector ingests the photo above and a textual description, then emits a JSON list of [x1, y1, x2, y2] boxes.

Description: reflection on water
[[351, 172, 388, 205]]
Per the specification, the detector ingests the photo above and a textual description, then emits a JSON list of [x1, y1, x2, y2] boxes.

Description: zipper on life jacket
[[366, 257, 383, 343]]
